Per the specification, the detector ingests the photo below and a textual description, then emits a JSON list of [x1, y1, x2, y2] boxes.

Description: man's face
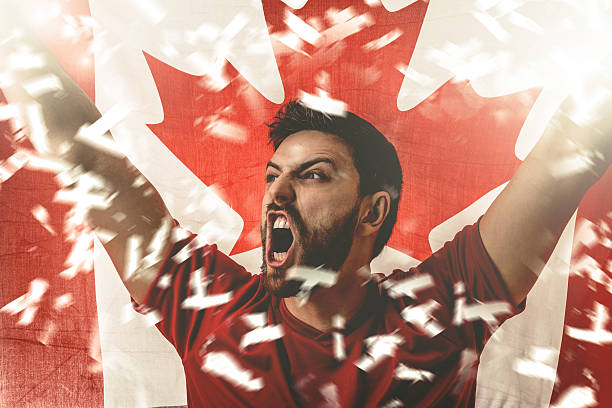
[[260, 130, 362, 297]]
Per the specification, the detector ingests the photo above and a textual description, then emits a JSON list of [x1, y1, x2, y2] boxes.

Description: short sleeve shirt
[[137, 221, 525, 407]]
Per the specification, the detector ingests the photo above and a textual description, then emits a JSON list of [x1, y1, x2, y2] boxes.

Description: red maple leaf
[[146, 0, 537, 259]]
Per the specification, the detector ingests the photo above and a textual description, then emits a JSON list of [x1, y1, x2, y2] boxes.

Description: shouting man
[[2, 1, 611, 406]]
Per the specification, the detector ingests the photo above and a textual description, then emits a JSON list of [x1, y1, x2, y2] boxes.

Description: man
[[2, 1, 611, 406]]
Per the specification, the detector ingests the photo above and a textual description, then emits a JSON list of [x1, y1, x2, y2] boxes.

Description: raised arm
[[1, 1, 172, 303], [480, 77, 612, 306]]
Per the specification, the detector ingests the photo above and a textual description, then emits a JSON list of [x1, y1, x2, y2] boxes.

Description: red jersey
[[137, 221, 524, 407]]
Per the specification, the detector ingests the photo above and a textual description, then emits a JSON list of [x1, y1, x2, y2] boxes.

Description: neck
[[283, 263, 371, 332]]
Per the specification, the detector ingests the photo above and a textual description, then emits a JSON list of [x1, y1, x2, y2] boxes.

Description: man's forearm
[[480, 88, 612, 305], [1, 1, 173, 303]]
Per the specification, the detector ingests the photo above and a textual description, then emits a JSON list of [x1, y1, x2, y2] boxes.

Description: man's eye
[[266, 174, 278, 183], [303, 171, 323, 180]]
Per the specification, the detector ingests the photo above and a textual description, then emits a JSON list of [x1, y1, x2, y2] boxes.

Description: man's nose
[[269, 175, 295, 206]]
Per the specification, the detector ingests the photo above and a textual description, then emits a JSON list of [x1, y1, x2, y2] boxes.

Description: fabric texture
[[137, 220, 524, 407]]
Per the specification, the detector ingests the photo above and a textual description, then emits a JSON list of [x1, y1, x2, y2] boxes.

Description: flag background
[[1, 0, 611, 407]]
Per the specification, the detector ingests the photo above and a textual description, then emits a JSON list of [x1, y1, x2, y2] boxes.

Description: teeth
[[273, 252, 287, 261], [273, 216, 289, 229]]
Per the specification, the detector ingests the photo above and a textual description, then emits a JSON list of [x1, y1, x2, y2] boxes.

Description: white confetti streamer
[[124, 235, 143, 281], [513, 346, 558, 381], [355, 332, 404, 372], [205, 118, 248, 143], [31, 204, 56, 235], [8, 51, 46, 70], [240, 324, 284, 349], [284, 10, 322, 45], [74, 103, 130, 157], [201, 351, 264, 391], [394, 363, 435, 383], [363, 28, 403, 52], [182, 267, 233, 310], [286, 264, 339, 302], [53, 293, 74, 310], [22, 103, 52, 155], [22, 74, 63, 98], [565, 302, 612, 344], [0, 150, 30, 183], [0, 278, 49, 326], [320, 13, 373, 46], [550, 385, 597, 408], [332, 314, 346, 361], [325, 7, 356, 26], [401, 299, 444, 337], [299, 89, 347, 117], [383, 273, 434, 299]]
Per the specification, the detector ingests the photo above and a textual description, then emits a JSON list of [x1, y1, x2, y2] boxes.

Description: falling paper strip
[[74, 103, 131, 157], [201, 351, 264, 392], [284, 10, 321, 45], [239, 325, 284, 349], [299, 90, 347, 117], [355, 332, 404, 372], [400, 299, 444, 337], [383, 273, 434, 299], [22, 74, 63, 98], [394, 363, 435, 383], [363, 28, 403, 52], [0, 150, 30, 183], [0, 278, 49, 326]]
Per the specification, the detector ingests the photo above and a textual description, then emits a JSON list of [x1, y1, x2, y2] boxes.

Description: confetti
[[383, 273, 434, 299], [53, 293, 73, 310], [0, 278, 49, 326], [0, 150, 30, 183], [124, 234, 143, 281], [75, 103, 131, 157], [141, 216, 173, 268], [550, 385, 597, 408], [565, 302, 612, 345], [325, 7, 356, 26], [363, 28, 403, 52], [319, 13, 373, 46], [205, 118, 248, 143], [298, 89, 347, 117], [8, 51, 46, 71], [22, 74, 63, 98], [513, 346, 558, 381], [355, 332, 404, 371], [401, 299, 444, 337], [285, 264, 339, 302], [31, 204, 56, 235], [25, 103, 51, 154], [38, 320, 56, 346], [201, 351, 264, 391], [394, 363, 435, 383], [332, 314, 346, 361], [182, 267, 233, 310], [239, 323, 284, 349], [284, 10, 322, 45]]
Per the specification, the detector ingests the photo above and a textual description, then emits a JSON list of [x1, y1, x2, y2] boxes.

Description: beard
[[260, 202, 360, 298]]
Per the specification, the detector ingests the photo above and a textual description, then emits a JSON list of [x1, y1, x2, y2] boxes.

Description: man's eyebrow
[[266, 157, 336, 173]]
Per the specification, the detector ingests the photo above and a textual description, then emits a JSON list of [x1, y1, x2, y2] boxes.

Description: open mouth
[[266, 211, 295, 268]]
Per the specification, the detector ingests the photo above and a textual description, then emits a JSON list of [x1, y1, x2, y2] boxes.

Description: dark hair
[[267, 100, 403, 259]]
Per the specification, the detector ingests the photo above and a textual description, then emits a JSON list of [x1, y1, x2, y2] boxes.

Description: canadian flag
[[1, 0, 611, 407]]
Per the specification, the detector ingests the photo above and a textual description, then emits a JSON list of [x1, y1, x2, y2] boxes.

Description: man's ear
[[358, 191, 391, 236]]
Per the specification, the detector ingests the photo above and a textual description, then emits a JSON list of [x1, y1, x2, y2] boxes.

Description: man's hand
[[480, 67, 612, 306], [0, 0, 173, 303]]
